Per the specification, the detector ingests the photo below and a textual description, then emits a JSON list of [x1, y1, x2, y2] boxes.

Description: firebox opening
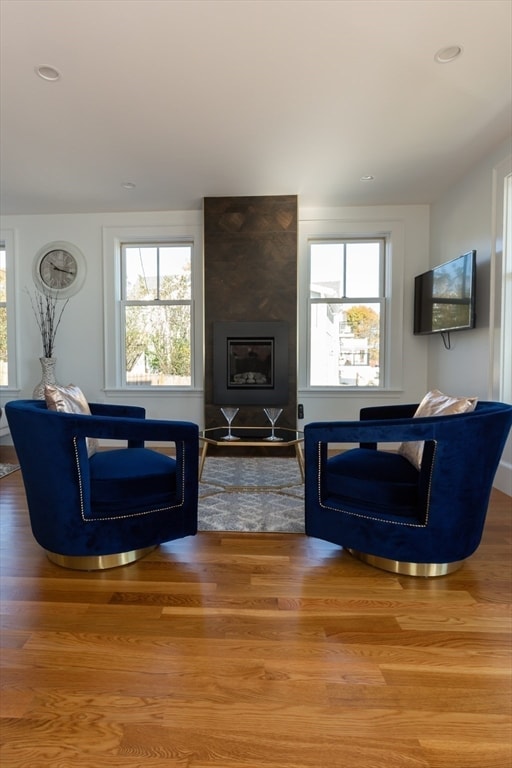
[[227, 338, 274, 389]]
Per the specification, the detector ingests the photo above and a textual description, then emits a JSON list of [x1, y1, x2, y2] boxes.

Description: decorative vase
[[33, 356, 58, 399]]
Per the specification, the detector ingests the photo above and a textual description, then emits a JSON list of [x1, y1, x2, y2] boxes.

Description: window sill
[[298, 387, 404, 397], [102, 388, 203, 398]]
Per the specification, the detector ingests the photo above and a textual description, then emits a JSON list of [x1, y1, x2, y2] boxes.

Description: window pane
[[310, 302, 345, 385], [0, 249, 7, 385], [125, 247, 158, 300], [125, 304, 191, 386], [345, 242, 380, 297], [310, 242, 343, 298], [0, 306, 7, 386], [310, 302, 380, 386], [0, 249, 6, 302], [339, 303, 380, 385], [159, 246, 191, 300]]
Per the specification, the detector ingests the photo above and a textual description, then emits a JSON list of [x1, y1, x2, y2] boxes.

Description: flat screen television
[[414, 250, 477, 335]]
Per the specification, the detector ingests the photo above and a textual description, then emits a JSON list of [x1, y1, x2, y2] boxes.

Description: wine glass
[[220, 407, 240, 440], [263, 407, 283, 441]]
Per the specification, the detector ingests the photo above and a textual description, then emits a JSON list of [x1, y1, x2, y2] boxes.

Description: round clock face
[[33, 241, 86, 297], [39, 249, 78, 290]]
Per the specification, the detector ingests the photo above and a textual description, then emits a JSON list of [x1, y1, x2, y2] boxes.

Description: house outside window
[[121, 243, 193, 387], [309, 238, 385, 387]]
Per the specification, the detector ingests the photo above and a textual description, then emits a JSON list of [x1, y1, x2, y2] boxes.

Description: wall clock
[[32, 241, 86, 298]]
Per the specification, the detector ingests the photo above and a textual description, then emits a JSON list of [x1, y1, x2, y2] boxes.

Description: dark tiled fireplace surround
[[204, 195, 298, 440]]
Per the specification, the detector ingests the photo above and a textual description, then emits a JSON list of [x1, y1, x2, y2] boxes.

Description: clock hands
[[49, 262, 76, 275]]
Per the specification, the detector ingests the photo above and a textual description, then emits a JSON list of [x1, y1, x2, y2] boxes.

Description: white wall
[[297, 204, 430, 424], [1, 203, 431, 441], [2, 156, 509, 492], [0, 210, 205, 431], [429, 137, 512, 493]]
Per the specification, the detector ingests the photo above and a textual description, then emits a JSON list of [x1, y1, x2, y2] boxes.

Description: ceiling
[[1, 0, 511, 215]]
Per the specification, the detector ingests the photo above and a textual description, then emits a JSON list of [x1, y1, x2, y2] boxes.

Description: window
[[0, 246, 6, 385], [500, 173, 511, 404], [0, 229, 17, 392], [121, 243, 192, 386], [308, 238, 385, 387], [103, 219, 202, 394]]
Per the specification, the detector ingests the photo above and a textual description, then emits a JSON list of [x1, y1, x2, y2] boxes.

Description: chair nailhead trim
[[315, 440, 435, 529], [73, 437, 187, 522]]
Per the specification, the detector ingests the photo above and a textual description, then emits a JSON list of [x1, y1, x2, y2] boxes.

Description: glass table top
[[200, 426, 303, 445]]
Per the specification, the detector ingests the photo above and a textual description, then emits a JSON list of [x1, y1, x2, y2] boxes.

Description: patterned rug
[[0, 463, 20, 479], [0, 457, 304, 531], [198, 456, 305, 532]]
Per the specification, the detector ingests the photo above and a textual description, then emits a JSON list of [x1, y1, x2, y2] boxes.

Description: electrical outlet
[[298, 403, 304, 419]]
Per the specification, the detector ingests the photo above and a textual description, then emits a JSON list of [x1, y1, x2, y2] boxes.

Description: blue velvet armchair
[[5, 399, 199, 570], [304, 401, 512, 576]]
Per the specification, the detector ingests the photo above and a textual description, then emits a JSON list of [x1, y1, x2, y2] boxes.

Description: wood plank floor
[[1, 446, 511, 767]]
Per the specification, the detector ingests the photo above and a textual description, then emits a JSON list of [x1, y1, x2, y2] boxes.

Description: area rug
[[198, 456, 305, 533], [0, 463, 20, 479]]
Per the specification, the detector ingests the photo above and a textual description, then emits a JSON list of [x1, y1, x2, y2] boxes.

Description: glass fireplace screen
[[227, 338, 274, 388]]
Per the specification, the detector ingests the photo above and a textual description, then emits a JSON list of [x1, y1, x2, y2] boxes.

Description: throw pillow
[[44, 383, 99, 458], [398, 388, 478, 470]]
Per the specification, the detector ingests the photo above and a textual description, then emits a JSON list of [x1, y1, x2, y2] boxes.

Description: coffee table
[[199, 426, 304, 482]]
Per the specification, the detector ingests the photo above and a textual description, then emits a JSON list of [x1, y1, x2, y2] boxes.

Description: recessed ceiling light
[[360, 175, 375, 182], [35, 65, 61, 81], [121, 181, 136, 189], [434, 45, 463, 63]]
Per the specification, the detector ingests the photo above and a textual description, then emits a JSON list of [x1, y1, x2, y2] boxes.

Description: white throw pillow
[[44, 383, 99, 458], [398, 389, 478, 470]]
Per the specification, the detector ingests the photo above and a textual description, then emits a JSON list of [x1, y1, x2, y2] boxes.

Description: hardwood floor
[[1, 446, 511, 767]]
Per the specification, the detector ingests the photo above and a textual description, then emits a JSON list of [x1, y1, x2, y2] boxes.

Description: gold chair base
[[46, 545, 157, 571], [346, 549, 465, 577]]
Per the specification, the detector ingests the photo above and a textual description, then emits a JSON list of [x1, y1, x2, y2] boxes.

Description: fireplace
[[213, 321, 289, 406], [204, 195, 297, 434]]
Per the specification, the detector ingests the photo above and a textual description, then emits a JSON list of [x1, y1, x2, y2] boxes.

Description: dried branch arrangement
[[27, 289, 69, 358]]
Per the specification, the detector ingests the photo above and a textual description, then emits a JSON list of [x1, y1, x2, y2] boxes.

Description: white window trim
[[490, 155, 512, 403], [102, 222, 203, 394], [0, 228, 20, 397], [489, 155, 512, 495], [298, 215, 405, 393], [501, 172, 512, 404]]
